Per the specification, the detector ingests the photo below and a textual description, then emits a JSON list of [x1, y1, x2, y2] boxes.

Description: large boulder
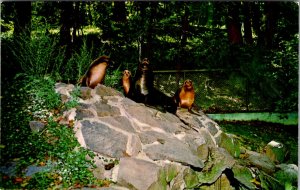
[[53, 83, 297, 190]]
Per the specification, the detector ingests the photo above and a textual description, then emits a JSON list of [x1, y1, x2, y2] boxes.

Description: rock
[[163, 164, 181, 183], [117, 158, 160, 190], [79, 87, 92, 100], [205, 121, 219, 136], [197, 147, 235, 184], [99, 116, 136, 133], [274, 164, 298, 188], [59, 108, 77, 125], [124, 105, 161, 128], [76, 108, 95, 119], [94, 101, 121, 117], [25, 163, 55, 177], [197, 144, 209, 162], [81, 120, 129, 158], [171, 167, 186, 190], [216, 132, 241, 158], [176, 110, 205, 131], [246, 150, 276, 174], [55, 83, 75, 98], [232, 164, 256, 189], [198, 128, 217, 147], [265, 141, 287, 164], [0, 162, 17, 177], [199, 174, 233, 190], [144, 138, 204, 169], [183, 168, 199, 189], [29, 121, 45, 132], [53, 83, 294, 190], [95, 85, 123, 97], [138, 131, 169, 145], [95, 186, 130, 190]]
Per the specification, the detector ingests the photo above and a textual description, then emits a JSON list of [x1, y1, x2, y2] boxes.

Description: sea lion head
[[139, 58, 150, 71], [184, 79, 193, 90], [98, 55, 115, 68], [123, 70, 131, 78]]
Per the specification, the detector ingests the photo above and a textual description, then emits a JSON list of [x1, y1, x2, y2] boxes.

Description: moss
[[164, 164, 180, 183], [183, 168, 199, 189], [232, 165, 256, 189], [218, 132, 241, 158]]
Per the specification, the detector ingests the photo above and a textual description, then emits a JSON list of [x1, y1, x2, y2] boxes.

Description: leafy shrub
[[105, 65, 123, 90], [1, 75, 100, 189], [62, 39, 94, 83], [64, 85, 81, 109]]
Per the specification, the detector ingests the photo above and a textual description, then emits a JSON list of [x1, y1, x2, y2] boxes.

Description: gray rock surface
[[117, 158, 160, 190], [52, 83, 296, 190]]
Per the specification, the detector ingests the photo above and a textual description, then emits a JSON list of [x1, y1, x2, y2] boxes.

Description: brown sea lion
[[122, 69, 132, 97], [134, 58, 154, 103], [80, 55, 111, 89], [174, 79, 195, 111]]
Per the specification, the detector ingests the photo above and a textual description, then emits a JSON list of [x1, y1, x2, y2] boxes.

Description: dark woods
[[1, 1, 298, 112]]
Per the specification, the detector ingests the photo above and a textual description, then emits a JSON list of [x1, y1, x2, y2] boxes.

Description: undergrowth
[[1, 31, 124, 188], [10, 31, 65, 81], [0, 75, 109, 189]]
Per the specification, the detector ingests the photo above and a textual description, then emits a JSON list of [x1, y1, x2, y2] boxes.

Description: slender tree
[[226, 2, 242, 45], [264, 2, 279, 48], [252, 2, 264, 46], [243, 2, 253, 45], [59, 2, 73, 47]]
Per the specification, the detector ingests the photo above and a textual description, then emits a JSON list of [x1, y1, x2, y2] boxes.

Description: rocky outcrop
[[53, 83, 297, 190]]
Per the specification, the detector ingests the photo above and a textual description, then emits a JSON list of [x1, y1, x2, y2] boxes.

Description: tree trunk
[[180, 3, 189, 49], [145, 2, 157, 59], [176, 2, 189, 86], [243, 2, 253, 45], [59, 2, 73, 47], [265, 2, 279, 49], [252, 2, 264, 46], [139, 2, 148, 59], [227, 2, 242, 45], [72, 2, 80, 44], [13, 2, 32, 38]]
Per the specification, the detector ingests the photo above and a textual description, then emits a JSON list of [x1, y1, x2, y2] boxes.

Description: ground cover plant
[[0, 75, 110, 189]]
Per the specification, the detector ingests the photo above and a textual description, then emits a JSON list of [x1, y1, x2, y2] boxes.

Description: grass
[[10, 32, 65, 80]]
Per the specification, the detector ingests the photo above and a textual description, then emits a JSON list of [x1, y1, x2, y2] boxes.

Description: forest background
[[0, 1, 298, 189], [1, 1, 299, 112]]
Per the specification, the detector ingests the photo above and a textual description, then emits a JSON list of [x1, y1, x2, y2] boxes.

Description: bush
[[10, 32, 65, 80], [62, 39, 94, 83]]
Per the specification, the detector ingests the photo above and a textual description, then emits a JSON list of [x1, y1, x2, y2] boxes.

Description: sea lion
[[122, 69, 132, 97], [134, 58, 154, 103], [174, 79, 195, 111], [80, 55, 111, 89]]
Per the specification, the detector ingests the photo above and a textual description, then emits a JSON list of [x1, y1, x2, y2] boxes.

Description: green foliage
[[64, 85, 81, 109], [27, 120, 96, 188], [1, 76, 99, 189], [219, 121, 298, 164], [105, 66, 123, 90], [10, 32, 65, 80], [63, 39, 94, 83]]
